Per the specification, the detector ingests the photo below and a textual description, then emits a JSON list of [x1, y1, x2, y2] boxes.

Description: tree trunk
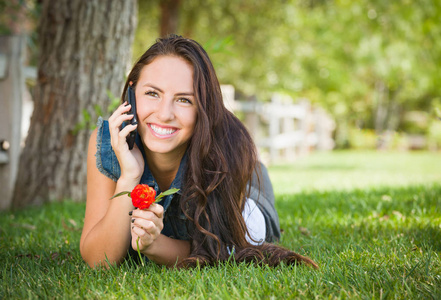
[[12, 0, 137, 208], [385, 87, 402, 133], [374, 80, 387, 135], [182, 3, 197, 38], [160, 0, 181, 37]]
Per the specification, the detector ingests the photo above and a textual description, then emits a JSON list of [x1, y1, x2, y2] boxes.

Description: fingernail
[[128, 211, 133, 216], [131, 218, 135, 223]]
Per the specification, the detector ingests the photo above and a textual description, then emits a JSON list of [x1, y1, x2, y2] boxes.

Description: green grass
[[1, 151, 440, 299], [269, 150, 441, 194]]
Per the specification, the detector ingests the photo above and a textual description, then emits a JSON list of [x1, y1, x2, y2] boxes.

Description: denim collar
[[135, 135, 187, 212]]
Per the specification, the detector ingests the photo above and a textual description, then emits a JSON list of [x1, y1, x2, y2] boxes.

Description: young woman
[[80, 35, 317, 269]]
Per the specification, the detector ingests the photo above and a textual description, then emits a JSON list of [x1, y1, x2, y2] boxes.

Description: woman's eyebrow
[[142, 83, 163, 93], [142, 83, 194, 96], [176, 92, 194, 96]]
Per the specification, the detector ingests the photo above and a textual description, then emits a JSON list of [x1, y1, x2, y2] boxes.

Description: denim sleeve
[[95, 117, 121, 182]]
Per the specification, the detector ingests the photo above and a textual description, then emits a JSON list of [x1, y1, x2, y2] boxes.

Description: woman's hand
[[108, 102, 144, 181], [131, 203, 164, 253]]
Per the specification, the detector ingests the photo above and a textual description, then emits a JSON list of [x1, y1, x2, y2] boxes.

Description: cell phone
[[125, 85, 138, 150]]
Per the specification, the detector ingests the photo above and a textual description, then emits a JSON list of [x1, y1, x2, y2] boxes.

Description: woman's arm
[[80, 130, 190, 267], [80, 128, 138, 267], [80, 103, 145, 267], [145, 235, 191, 267]]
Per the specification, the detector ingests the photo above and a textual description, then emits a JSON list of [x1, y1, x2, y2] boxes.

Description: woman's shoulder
[[93, 117, 121, 182]]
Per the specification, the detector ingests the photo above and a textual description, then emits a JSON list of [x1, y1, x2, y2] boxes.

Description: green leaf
[[82, 109, 91, 122], [155, 188, 180, 202], [106, 89, 121, 113], [109, 191, 131, 200], [161, 188, 180, 196], [93, 104, 103, 118]]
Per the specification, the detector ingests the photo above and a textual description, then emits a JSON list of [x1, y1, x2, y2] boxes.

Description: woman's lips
[[148, 123, 179, 138]]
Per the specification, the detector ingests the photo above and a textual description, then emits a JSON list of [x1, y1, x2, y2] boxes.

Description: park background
[[1, 0, 440, 298]]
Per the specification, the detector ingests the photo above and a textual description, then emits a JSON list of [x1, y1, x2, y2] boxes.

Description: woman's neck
[[144, 147, 185, 192]]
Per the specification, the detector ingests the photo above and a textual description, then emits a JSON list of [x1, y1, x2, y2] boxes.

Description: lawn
[[269, 150, 441, 194], [1, 151, 440, 299]]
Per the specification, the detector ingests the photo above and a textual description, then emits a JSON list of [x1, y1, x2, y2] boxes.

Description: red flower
[[131, 184, 156, 209]]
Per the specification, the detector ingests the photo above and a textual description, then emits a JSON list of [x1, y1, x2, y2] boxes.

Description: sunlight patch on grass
[[268, 151, 441, 194]]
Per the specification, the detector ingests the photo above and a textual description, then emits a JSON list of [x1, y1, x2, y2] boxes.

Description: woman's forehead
[[138, 56, 194, 92]]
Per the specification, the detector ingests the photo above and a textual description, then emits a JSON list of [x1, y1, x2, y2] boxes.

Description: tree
[[134, 0, 441, 148], [159, 0, 181, 36], [12, 0, 137, 208]]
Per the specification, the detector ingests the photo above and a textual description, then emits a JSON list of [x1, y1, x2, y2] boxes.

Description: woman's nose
[[156, 98, 175, 122]]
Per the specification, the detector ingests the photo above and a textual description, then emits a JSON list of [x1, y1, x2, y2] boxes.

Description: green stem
[[136, 237, 144, 267]]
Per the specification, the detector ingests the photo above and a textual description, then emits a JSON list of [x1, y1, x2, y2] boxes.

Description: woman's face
[[134, 55, 197, 157]]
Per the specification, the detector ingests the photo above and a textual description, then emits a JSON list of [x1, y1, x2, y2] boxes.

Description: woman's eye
[[177, 98, 192, 104], [145, 91, 158, 97]]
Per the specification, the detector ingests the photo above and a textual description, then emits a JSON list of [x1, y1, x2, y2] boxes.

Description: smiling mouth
[[149, 124, 178, 136]]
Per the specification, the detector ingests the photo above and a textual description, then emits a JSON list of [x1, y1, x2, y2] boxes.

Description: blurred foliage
[[132, 0, 160, 60], [0, 0, 39, 34], [348, 128, 377, 150], [133, 0, 441, 148], [0, 0, 40, 66], [4, 0, 440, 149], [428, 120, 441, 150]]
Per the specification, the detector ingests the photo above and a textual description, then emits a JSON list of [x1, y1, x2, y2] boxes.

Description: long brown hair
[[123, 35, 317, 269]]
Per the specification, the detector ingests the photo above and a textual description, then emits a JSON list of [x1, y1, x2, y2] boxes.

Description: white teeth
[[150, 124, 176, 135]]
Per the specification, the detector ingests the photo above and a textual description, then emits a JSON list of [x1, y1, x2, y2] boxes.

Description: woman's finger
[[134, 218, 162, 238], [132, 207, 163, 231], [109, 106, 133, 143], [109, 109, 133, 134], [132, 205, 163, 220], [133, 219, 156, 233], [110, 115, 136, 149], [146, 203, 164, 219], [132, 222, 157, 249], [108, 102, 129, 123], [132, 224, 151, 238], [118, 123, 137, 139]]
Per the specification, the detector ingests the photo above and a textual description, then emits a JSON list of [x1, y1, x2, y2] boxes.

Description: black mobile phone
[[125, 85, 138, 150]]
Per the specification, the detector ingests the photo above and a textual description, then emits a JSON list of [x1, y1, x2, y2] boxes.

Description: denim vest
[[95, 117, 281, 244], [96, 117, 190, 240]]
